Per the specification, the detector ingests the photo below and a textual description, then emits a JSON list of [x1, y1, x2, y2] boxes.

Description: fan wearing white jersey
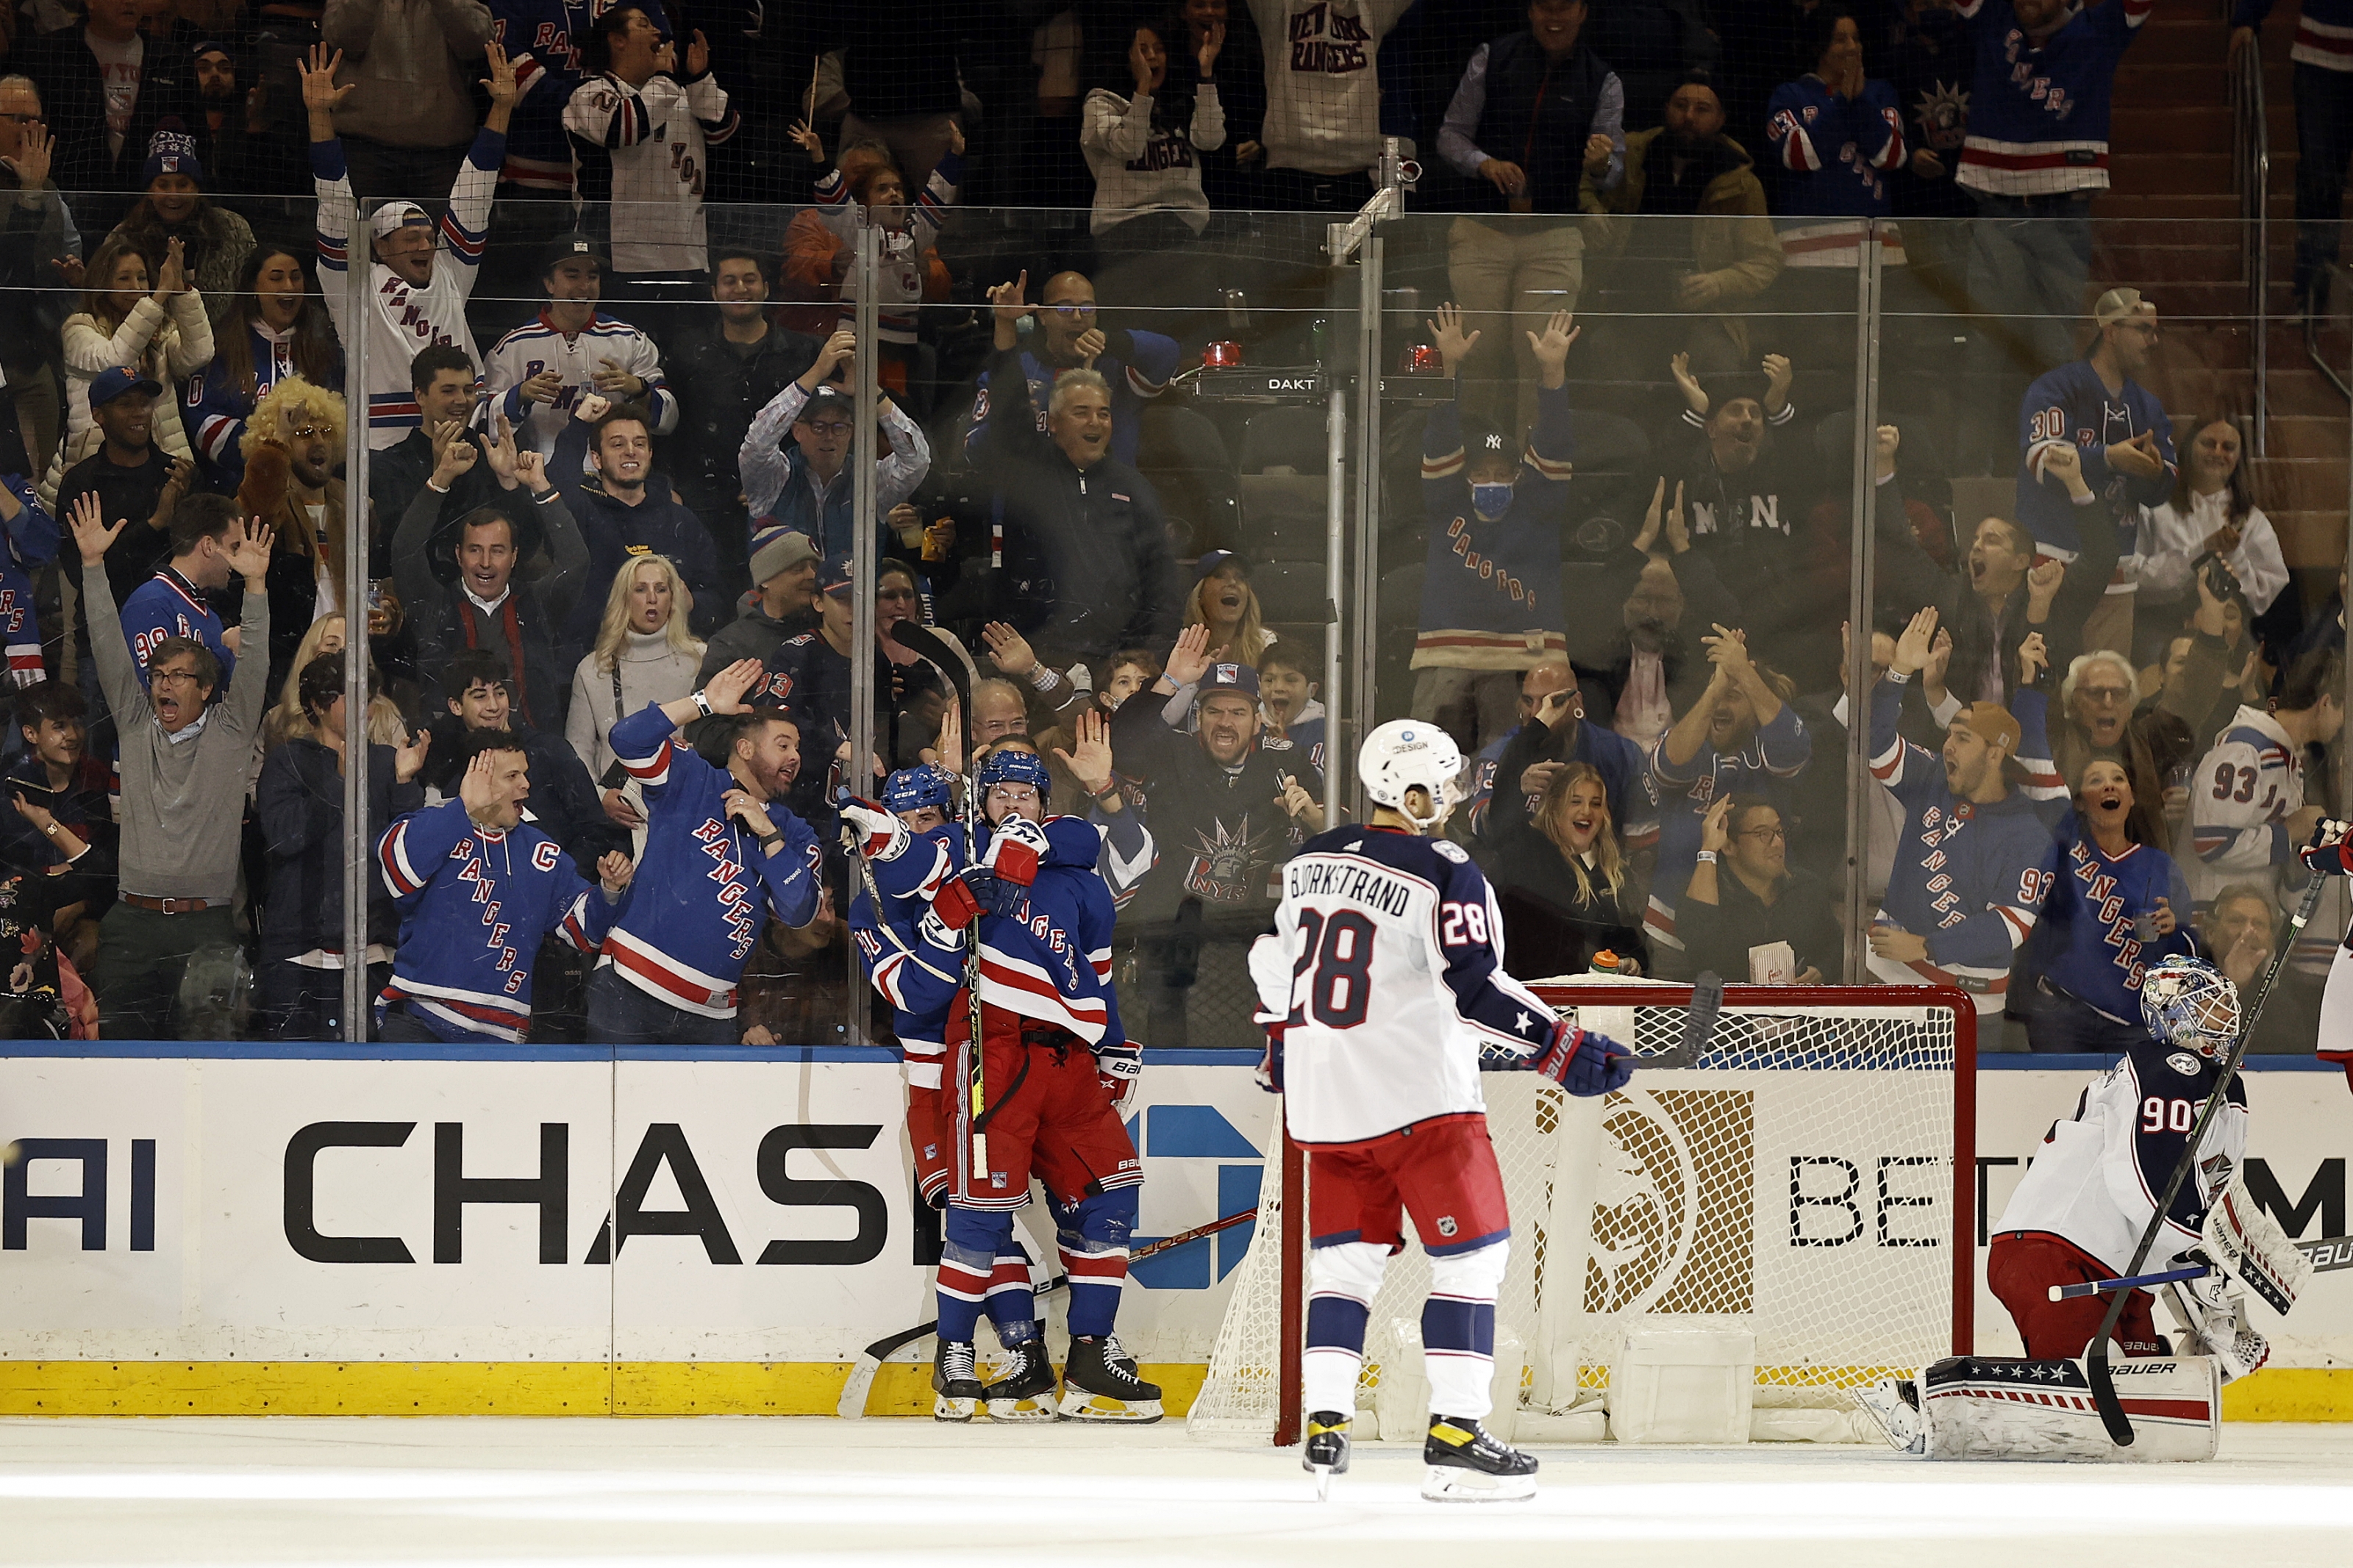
[[302, 43, 522, 450], [2182, 645, 2340, 912], [1250, 719, 1634, 1503]]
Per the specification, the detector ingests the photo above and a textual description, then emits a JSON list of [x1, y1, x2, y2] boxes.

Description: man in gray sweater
[[68, 493, 272, 1040]]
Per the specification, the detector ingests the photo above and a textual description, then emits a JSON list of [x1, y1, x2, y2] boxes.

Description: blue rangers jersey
[[118, 566, 232, 689], [2027, 823, 2195, 1025], [1766, 74, 1906, 268], [865, 815, 1132, 1049], [1415, 382, 1572, 672], [1249, 824, 1561, 1146], [603, 701, 821, 1018], [1954, 0, 2152, 196], [376, 798, 618, 1041], [1, 477, 57, 687], [2235, 0, 2353, 70], [2016, 358, 2177, 563], [182, 323, 337, 490], [1867, 671, 2060, 1011], [1994, 1037, 2246, 1276]]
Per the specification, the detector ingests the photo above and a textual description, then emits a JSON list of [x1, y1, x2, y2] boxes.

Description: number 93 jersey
[[1249, 824, 1559, 1145], [2184, 703, 2305, 912]]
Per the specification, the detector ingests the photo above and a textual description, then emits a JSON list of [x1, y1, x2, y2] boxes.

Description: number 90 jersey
[[1992, 1039, 2247, 1277], [1249, 825, 1560, 1145]]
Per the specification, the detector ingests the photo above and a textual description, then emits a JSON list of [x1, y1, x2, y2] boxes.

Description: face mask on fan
[[1471, 482, 1515, 520]]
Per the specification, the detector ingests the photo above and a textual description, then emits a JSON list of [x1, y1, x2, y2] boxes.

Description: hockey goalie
[[1859, 956, 2299, 1461]]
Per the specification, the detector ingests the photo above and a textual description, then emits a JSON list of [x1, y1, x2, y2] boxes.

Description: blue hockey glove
[[931, 867, 1026, 931], [1534, 1023, 1634, 1098]]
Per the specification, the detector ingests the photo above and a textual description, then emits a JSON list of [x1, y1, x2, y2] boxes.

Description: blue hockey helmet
[[2140, 956, 2240, 1060], [882, 763, 956, 816], [974, 745, 1052, 795]]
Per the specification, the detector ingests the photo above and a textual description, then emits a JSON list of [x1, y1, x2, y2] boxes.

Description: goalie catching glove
[[1533, 1022, 1635, 1098], [2174, 1261, 2270, 1383]]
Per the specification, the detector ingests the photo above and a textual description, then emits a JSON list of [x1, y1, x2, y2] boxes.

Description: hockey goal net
[[1185, 984, 1976, 1445]]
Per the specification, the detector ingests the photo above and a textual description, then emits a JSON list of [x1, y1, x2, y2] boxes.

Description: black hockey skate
[[1303, 1411, 1351, 1501], [982, 1338, 1058, 1423], [1057, 1333, 1163, 1422], [1422, 1414, 1538, 1502], [932, 1339, 983, 1422]]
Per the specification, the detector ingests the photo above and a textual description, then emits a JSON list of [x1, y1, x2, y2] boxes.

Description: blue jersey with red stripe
[[1766, 74, 1905, 220], [180, 325, 339, 490], [118, 567, 231, 690], [1, 476, 57, 689], [1954, 0, 2150, 196], [376, 798, 615, 1041], [1865, 671, 2059, 1010], [2028, 824, 2196, 1025], [602, 701, 821, 1019]]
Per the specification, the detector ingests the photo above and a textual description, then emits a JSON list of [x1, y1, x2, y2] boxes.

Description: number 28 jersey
[[1249, 825, 1559, 1145]]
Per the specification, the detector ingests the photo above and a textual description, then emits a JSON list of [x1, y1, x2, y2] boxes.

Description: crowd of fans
[[0, 0, 2338, 1054]]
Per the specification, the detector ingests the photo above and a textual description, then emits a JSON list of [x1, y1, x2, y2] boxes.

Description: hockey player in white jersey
[[1250, 720, 1635, 1501], [303, 41, 523, 449], [1857, 956, 2263, 1461]]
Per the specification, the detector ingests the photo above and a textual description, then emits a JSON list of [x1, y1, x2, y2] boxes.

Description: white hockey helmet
[[2140, 956, 2240, 1060], [1359, 719, 1466, 830]]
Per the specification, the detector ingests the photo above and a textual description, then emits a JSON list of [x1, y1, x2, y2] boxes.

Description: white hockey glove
[[837, 796, 910, 862], [982, 815, 1050, 884], [1096, 1042, 1142, 1107], [2176, 1261, 2271, 1384]]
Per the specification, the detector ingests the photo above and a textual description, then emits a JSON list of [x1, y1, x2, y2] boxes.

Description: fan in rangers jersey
[[301, 41, 520, 450], [2182, 645, 2340, 914], [563, 9, 735, 284], [484, 232, 676, 454]]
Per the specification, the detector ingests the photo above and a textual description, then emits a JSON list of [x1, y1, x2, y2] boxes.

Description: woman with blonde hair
[[1184, 548, 1270, 663], [569, 554, 706, 835], [263, 614, 410, 753], [43, 232, 215, 501], [1491, 761, 1647, 981]]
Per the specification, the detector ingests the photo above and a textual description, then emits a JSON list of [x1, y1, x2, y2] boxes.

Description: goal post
[[1186, 983, 1977, 1446]]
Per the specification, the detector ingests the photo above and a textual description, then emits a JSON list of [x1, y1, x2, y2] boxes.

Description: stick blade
[[1632, 972, 1723, 1070], [835, 1355, 881, 1420]]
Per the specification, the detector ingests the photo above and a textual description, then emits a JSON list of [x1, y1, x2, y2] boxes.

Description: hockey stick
[[884, 621, 992, 1181], [2086, 865, 2329, 1445], [2049, 1234, 2353, 1300], [835, 1206, 1260, 1418], [1554, 971, 1723, 1071]]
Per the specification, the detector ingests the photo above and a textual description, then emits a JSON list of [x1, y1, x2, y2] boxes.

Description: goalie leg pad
[[1919, 1356, 2220, 1462], [937, 1207, 1017, 1344], [1304, 1239, 1390, 1419], [1423, 1239, 1510, 1423], [1055, 1185, 1138, 1339]]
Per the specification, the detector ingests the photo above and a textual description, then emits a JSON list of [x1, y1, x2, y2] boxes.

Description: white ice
[[3, 1417, 2351, 1567]]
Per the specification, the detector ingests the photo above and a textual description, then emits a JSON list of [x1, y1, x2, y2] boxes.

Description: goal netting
[[1185, 983, 1975, 1444]]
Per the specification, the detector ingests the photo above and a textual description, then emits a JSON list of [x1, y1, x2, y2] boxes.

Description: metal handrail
[[2229, 13, 2277, 448]]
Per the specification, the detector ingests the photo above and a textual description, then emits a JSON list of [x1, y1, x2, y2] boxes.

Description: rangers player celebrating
[[1250, 720, 1635, 1502], [1858, 956, 2270, 1459], [850, 744, 1157, 1422]]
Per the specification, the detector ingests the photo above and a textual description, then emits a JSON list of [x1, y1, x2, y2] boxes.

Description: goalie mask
[[2140, 956, 2240, 1060], [1360, 719, 1465, 831]]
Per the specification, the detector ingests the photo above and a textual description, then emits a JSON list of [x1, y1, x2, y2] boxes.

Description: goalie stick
[[2087, 864, 2329, 1445], [836, 1206, 1259, 1418], [884, 620, 990, 1177], [2048, 1234, 2353, 1300]]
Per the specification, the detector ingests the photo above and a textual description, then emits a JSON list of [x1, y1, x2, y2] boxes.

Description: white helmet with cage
[[2140, 956, 2241, 1061], [1359, 719, 1466, 831]]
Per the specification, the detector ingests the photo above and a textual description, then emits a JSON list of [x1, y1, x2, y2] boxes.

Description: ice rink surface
[[4, 1417, 2352, 1568]]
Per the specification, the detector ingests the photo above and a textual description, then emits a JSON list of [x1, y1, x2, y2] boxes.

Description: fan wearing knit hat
[[112, 121, 254, 315]]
